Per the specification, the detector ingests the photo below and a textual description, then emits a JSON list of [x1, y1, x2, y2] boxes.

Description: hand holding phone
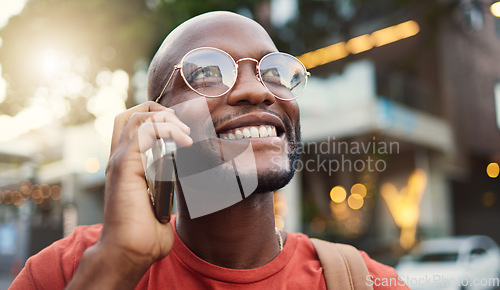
[[145, 138, 177, 223]]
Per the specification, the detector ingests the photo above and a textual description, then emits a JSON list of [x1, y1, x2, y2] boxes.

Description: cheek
[[278, 100, 300, 134], [170, 97, 216, 142], [283, 102, 300, 143], [287, 101, 300, 123], [205, 97, 227, 116]]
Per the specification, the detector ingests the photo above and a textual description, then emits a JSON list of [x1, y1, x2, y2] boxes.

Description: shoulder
[[303, 236, 409, 289], [37, 224, 103, 263], [10, 224, 103, 289], [286, 232, 321, 260], [44, 224, 103, 252]]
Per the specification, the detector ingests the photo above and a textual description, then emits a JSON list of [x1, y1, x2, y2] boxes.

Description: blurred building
[[276, 0, 500, 264], [0, 124, 106, 276]]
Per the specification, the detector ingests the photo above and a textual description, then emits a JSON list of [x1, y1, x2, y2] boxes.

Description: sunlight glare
[[0, 0, 29, 28], [491, 2, 500, 17], [0, 65, 6, 104], [42, 49, 58, 76]]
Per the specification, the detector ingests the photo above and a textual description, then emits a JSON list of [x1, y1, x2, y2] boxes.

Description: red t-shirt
[[11, 222, 408, 289]]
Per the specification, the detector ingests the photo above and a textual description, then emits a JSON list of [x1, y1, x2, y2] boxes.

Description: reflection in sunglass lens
[[179, 48, 308, 99], [181, 49, 236, 97], [260, 53, 307, 99]]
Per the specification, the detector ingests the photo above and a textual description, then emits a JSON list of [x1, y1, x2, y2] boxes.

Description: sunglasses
[[155, 47, 310, 103]]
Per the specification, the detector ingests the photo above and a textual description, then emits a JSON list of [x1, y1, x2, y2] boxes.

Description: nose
[[226, 61, 276, 106]]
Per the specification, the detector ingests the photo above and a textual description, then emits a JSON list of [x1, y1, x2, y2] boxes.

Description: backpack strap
[[310, 238, 373, 290]]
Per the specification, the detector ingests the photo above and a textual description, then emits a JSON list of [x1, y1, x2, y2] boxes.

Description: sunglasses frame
[[155, 47, 310, 103]]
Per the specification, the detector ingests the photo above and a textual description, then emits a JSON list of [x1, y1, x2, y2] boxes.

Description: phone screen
[[145, 139, 177, 223]]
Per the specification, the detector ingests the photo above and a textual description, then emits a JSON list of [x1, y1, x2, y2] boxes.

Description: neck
[[175, 192, 283, 269]]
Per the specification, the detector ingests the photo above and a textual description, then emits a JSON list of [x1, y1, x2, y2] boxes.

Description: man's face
[[158, 16, 301, 194]]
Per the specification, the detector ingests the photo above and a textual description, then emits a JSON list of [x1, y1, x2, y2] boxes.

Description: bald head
[[146, 11, 277, 103]]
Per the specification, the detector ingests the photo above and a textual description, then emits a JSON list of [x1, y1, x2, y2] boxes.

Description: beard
[[252, 120, 302, 194], [176, 105, 302, 197]]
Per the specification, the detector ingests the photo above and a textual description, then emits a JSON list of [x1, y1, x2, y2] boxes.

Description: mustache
[[211, 106, 293, 134]]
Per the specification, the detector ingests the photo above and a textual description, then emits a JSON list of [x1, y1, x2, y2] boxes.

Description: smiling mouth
[[218, 125, 278, 140]]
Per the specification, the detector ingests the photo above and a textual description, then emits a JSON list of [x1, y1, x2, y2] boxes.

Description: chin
[[251, 150, 300, 194], [252, 130, 302, 194], [253, 168, 295, 194]]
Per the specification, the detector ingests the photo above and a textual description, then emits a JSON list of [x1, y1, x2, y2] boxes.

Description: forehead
[[147, 13, 279, 102], [175, 17, 277, 61]]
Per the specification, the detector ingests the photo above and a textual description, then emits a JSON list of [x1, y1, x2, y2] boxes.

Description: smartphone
[[145, 138, 177, 223]]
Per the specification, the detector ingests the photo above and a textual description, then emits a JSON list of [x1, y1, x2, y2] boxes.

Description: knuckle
[[151, 111, 165, 121], [147, 101, 171, 112], [137, 122, 150, 133], [129, 112, 141, 121]]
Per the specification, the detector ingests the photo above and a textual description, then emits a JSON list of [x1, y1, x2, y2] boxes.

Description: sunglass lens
[[260, 53, 307, 99], [181, 48, 236, 97]]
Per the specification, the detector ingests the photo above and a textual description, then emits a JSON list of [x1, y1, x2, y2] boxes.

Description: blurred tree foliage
[[0, 0, 265, 118]]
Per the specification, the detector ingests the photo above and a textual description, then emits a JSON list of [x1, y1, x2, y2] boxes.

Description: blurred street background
[[1, 0, 500, 288]]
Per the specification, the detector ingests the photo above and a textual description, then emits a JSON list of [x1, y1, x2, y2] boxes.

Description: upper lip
[[215, 112, 286, 135]]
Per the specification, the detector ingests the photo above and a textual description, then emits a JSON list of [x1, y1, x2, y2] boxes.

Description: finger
[[115, 110, 190, 156], [133, 111, 190, 135], [136, 122, 193, 154], [138, 123, 192, 180], [111, 101, 174, 155]]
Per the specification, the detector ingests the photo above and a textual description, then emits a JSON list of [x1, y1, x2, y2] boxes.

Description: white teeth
[[242, 128, 251, 138], [221, 125, 278, 139], [250, 127, 259, 137], [259, 126, 268, 137], [235, 130, 243, 139]]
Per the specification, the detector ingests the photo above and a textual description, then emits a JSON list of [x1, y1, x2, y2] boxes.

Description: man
[[11, 11, 407, 289]]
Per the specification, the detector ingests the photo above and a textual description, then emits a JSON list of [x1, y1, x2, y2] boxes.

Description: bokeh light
[[481, 192, 496, 207], [345, 34, 373, 54], [298, 20, 420, 69], [330, 186, 347, 203], [486, 162, 499, 178], [84, 157, 100, 173], [350, 183, 367, 198], [491, 2, 500, 17], [347, 194, 364, 210], [41, 184, 50, 198], [50, 185, 62, 201], [381, 169, 427, 249]]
